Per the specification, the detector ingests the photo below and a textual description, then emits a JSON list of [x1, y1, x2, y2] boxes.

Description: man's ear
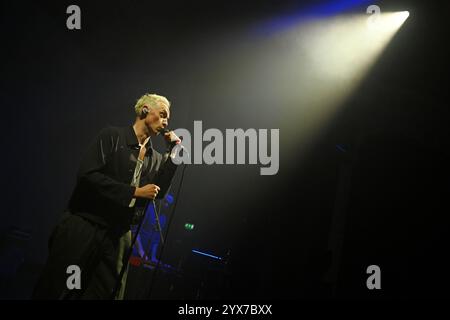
[[140, 107, 149, 119]]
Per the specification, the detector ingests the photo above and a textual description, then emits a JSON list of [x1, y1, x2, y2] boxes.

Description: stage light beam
[[251, 11, 411, 154]]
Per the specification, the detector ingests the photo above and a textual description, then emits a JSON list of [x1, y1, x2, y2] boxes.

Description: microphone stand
[[110, 198, 153, 300], [153, 200, 165, 246], [110, 198, 169, 300]]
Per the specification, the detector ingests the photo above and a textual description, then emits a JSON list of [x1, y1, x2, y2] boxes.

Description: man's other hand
[[134, 184, 160, 199]]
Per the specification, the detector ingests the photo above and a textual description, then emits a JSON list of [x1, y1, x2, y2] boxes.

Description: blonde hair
[[134, 93, 170, 116]]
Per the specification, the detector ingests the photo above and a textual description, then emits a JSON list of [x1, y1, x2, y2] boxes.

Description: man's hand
[[134, 184, 160, 199], [163, 130, 181, 145]]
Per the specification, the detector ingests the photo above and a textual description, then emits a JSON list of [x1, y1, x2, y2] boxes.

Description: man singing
[[33, 93, 179, 299]]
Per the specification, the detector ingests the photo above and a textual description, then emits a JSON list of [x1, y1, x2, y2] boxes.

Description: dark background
[[1, 0, 449, 299]]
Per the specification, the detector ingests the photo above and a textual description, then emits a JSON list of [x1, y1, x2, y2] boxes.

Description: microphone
[[159, 128, 190, 159], [159, 128, 182, 145]]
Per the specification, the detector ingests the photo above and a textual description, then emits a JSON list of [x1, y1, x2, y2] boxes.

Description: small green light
[[184, 223, 195, 231]]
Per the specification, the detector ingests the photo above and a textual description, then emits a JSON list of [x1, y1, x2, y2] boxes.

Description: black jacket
[[67, 126, 177, 230]]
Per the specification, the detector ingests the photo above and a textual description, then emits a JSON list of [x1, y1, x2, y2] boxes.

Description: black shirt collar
[[125, 125, 153, 150]]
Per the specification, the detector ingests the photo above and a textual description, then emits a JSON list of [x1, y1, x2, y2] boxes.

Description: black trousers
[[32, 213, 131, 300]]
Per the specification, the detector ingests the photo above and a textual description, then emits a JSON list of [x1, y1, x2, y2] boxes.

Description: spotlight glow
[[251, 11, 411, 152], [194, 10, 410, 162], [400, 11, 410, 20], [368, 11, 410, 31]]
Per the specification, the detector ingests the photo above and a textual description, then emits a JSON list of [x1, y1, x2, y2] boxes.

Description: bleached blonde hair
[[134, 93, 171, 116]]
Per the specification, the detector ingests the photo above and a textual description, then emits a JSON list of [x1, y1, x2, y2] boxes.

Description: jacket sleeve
[[77, 127, 136, 207]]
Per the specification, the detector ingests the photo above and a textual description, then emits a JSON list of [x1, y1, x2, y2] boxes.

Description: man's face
[[144, 102, 170, 135]]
